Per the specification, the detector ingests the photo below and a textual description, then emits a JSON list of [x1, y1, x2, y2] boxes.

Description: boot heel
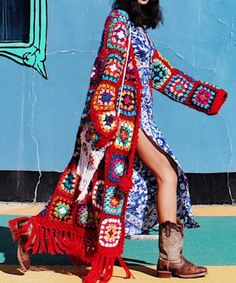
[[156, 270, 172, 278]]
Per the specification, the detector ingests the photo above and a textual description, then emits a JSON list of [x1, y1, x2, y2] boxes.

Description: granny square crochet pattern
[[151, 48, 227, 115], [118, 84, 136, 116], [92, 83, 116, 111], [49, 196, 73, 223], [151, 57, 171, 88], [191, 85, 216, 110], [97, 110, 118, 134], [108, 154, 129, 183], [164, 74, 194, 102], [102, 53, 123, 83], [103, 186, 124, 216], [77, 203, 96, 229], [99, 218, 122, 248], [114, 119, 134, 151], [107, 16, 128, 52], [59, 170, 77, 195]]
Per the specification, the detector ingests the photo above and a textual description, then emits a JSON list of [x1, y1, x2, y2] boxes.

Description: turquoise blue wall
[[0, 0, 235, 173]]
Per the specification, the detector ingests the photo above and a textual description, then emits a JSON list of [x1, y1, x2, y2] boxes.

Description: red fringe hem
[[8, 215, 96, 264], [82, 253, 134, 283], [8, 215, 134, 282]]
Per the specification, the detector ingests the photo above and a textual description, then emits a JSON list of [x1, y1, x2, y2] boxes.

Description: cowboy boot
[[9, 217, 34, 272], [156, 218, 208, 278]]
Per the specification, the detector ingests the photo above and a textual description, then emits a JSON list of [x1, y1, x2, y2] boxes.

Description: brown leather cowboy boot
[[9, 217, 33, 272], [156, 218, 208, 278]]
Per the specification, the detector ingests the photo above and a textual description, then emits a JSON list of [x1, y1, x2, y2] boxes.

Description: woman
[[8, 0, 228, 282]]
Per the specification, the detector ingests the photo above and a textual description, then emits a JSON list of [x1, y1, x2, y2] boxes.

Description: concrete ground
[[0, 203, 236, 283]]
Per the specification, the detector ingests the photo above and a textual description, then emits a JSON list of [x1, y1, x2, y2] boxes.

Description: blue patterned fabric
[[125, 22, 199, 236]]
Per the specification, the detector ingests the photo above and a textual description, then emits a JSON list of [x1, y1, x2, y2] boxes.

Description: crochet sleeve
[[89, 10, 130, 148], [150, 48, 228, 115]]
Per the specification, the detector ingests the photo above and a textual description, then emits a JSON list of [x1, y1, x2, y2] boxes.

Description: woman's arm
[[89, 9, 130, 148], [150, 48, 228, 115]]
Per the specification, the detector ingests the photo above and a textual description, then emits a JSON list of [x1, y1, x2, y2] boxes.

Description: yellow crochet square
[[92, 83, 116, 111], [114, 119, 134, 151]]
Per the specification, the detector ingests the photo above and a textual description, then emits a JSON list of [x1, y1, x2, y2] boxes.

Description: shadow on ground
[[0, 225, 158, 280]]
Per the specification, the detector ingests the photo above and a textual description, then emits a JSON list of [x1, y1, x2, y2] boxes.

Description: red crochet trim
[[83, 12, 143, 281], [8, 215, 96, 264]]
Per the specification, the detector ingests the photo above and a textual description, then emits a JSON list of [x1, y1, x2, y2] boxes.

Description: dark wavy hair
[[112, 0, 164, 29]]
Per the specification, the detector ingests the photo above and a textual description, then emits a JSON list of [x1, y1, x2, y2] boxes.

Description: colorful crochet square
[[191, 85, 216, 110], [164, 75, 194, 102], [99, 218, 122, 247], [151, 58, 171, 88], [108, 154, 128, 182], [119, 84, 136, 116], [107, 18, 127, 53], [84, 124, 98, 143], [92, 180, 105, 210], [98, 110, 118, 134], [114, 120, 134, 151], [93, 83, 116, 111], [49, 196, 73, 223], [59, 170, 77, 195], [103, 186, 124, 216], [76, 203, 96, 229], [102, 53, 123, 83]]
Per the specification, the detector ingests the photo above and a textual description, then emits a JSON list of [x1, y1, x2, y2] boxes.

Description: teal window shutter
[[0, 0, 48, 79]]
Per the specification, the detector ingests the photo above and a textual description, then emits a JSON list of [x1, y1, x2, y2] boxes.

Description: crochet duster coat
[[9, 8, 228, 283]]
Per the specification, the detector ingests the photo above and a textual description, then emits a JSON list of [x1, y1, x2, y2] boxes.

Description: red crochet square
[[48, 196, 73, 223]]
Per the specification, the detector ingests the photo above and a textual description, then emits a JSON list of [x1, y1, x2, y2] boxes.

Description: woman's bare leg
[[136, 128, 178, 224]]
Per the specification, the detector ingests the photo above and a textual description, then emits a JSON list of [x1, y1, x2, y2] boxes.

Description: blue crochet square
[[108, 154, 128, 183], [164, 75, 194, 102], [118, 84, 137, 117], [103, 186, 124, 216], [152, 59, 171, 88]]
